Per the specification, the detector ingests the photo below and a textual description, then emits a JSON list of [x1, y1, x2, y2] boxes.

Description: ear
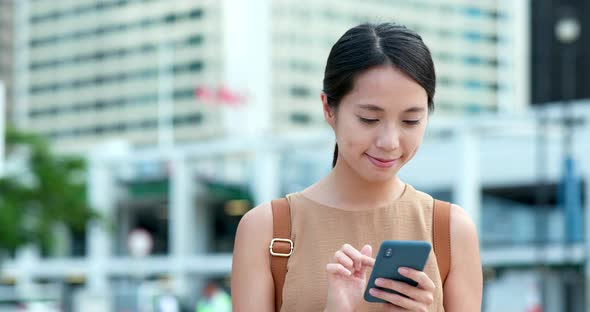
[[321, 92, 336, 129]]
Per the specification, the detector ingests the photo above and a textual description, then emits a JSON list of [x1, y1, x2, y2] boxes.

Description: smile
[[366, 154, 399, 168]]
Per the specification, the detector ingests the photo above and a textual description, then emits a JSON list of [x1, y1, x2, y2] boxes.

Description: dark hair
[[323, 23, 436, 168]]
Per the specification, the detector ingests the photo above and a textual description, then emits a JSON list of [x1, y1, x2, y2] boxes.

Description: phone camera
[[384, 248, 393, 258]]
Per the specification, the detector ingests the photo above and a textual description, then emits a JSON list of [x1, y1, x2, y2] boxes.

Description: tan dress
[[281, 183, 445, 312]]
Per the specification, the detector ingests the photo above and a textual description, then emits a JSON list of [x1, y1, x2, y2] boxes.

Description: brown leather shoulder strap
[[270, 198, 293, 312], [433, 199, 451, 286]]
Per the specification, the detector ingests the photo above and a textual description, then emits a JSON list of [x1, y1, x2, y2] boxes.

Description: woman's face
[[323, 64, 429, 183]]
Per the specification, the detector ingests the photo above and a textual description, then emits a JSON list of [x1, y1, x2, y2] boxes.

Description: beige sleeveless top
[[281, 183, 445, 312]]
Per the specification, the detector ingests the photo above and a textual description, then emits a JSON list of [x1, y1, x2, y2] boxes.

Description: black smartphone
[[364, 240, 432, 303]]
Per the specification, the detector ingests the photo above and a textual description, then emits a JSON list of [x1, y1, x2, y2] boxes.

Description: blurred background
[[0, 0, 588, 311]]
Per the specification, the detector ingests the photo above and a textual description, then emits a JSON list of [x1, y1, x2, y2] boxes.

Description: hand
[[324, 244, 375, 312], [367, 267, 435, 312]]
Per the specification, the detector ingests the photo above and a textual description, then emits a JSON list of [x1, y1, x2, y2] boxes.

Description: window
[[189, 9, 203, 19], [463, 7, 482, 18], [163, 13, 176, 24], [464, 80, 482, 90], [463, 56, 483, 65], [173, 113, 203, 126], [290, 86, 310, 97], [463, 31, 482, 42], [290, 112, 310, 124]]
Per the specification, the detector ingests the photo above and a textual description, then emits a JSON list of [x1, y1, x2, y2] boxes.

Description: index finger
[[363, 255, 375, 267], [341, 244, 374, 270]]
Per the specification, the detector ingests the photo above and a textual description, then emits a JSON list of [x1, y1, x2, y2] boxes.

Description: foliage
[[0, 127, 97, 254]]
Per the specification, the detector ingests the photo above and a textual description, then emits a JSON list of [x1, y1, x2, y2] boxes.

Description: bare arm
[[443, 204, 483, 311], [231, 202, 275, 312]]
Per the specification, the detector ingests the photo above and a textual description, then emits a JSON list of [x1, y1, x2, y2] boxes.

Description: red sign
[[195, 85, 246, 106]]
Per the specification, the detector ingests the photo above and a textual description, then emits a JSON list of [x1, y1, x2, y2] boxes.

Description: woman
[[232, 22, 482, 311]]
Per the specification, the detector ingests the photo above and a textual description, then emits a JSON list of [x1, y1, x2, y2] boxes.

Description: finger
[[368, 288, 420, 311], [398, 267, 435, 291], [340, 244, 363, 270], [359, 245, 375, 275], [333, 250, 354, 271], [360, 244, 374, 266], [375, 278, 434, 305], [341, 244, 373, 270], [326, 263, 352, 277]]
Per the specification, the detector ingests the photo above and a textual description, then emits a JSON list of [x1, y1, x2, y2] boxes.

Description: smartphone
[[364, 240, 432, 303]]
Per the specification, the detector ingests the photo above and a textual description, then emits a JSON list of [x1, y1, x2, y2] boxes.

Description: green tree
[[0, 127, 97, 255]]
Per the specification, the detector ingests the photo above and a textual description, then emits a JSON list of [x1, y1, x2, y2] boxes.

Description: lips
[[366, 154, 399, 169], [369, 155, 396, 162]]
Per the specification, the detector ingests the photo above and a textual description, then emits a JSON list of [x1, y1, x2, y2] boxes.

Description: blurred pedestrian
[[195, 280, 231, 312]]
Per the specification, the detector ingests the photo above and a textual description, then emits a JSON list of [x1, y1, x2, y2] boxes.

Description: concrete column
[[86, 156, 116, 298], [15, 245, 39, 300], [193, 176, 210, 255], [251, 149, 281, 205], [169, 155, 194, 299], [221, 0, 271, 137], [453, 127, 482, 231], [497, 0, 530, 113], [543, 269, 563, 312]]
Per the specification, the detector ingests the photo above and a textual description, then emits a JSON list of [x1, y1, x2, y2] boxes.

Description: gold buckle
[[269, 238, 293, 257]]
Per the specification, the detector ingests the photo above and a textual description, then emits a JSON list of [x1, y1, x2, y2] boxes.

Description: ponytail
[[332, 143, 338, 168]]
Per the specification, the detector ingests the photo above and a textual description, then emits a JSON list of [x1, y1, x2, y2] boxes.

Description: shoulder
[[442, 204, 483, 309], [240, 201, 274, 227], [235, 201, 274, 245], [449, 204, 479, 246], [231, 201, 276, 311], [448, 203, 481, 273]]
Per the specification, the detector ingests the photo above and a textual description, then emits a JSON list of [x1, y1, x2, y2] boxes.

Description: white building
[[9, 0, 526, 155], [14, 0, 227, 153], [270, 0, 528, 130]]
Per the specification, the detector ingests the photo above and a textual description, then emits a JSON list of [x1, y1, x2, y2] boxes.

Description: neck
[[316, 158, 405, 210]]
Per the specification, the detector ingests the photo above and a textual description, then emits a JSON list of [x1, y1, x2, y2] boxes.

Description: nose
[[375, 123, 400, 151]]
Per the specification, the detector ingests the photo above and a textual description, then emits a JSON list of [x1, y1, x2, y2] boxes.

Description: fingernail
[[398, 267, 408, 275], [375, 278, 385, 286], [369, 288, 377, 295]]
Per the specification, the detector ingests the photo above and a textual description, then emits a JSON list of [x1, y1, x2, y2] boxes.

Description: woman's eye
[[359, 117, 378, 124], [403, 120, 420, 125]]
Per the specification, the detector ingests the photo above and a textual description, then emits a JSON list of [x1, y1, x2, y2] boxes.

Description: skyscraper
[[21, 1, 225, 153], [17, 0, 527, 155], [271, 0, 528, 131]]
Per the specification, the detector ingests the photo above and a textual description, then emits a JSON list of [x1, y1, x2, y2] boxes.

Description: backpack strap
[[270, 198, 293, 312], [433, 199, 451, 285]]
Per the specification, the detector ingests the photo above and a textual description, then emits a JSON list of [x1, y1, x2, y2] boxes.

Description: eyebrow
[[357, 104, 384, 112], [357, 104, 426, 113], [403, 107, 426, 113]]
